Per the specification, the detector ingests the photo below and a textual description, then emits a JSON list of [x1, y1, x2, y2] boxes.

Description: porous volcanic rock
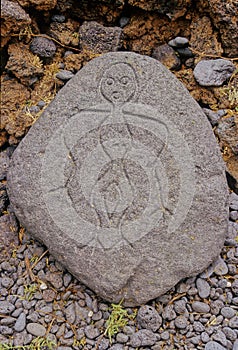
[[7, 52, 228, 306], [1, 0, 31, 48]]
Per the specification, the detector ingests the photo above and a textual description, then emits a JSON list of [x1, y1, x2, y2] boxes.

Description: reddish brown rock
[[17, 0, 57, 11], [1, 75, 32, 140], [190, 16, 223, 58], [49, 19, 80, 47], [128, 0, 191, 18], [6, 43, 43, 86], [152, 44, 181, 70], [1, 0, 31, 47], [79, 21, 123, 54], [203, 0, 238, 57]]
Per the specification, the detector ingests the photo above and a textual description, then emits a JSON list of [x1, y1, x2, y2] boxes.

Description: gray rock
[[137, 305, 162, 331], [221, 307, 236, 319], [174, 315, 187, 329], [196, 277, 211, 298], [192, 301, 210, 313], [205, 341, 226, 350], [201, 332, 210, 343], [193, 321, 205, 332], [193, 59, 235, 87], [14, 312, 26, 332], [176, 47, 193, 58], [1, 277, 14, 289], [203, 108, 223, 127], [26, 323, 46, 336], [222, 327, 237, 342], [108, 345, 124, 350], [7, 52, 228, 306], [229, 211, 238, 221], [212, 256, 228, 276], [174, 299, 187, 314], [0, 149, 10, 180], [0, 301, 15, 314], [79, 21, 122, 54], [168, 37, 189, 48], [231, 279, 238, 295], [162, 305, 176, 321], [229, 316, 238, 329], [84, 325, 100, 339], [233, 339, 238, 350], [212, 330, 227, 347], [56, 70, 75, 82], [0, 325, 13, 335], [130, 329, 157, 347], [119, 17, 130, 28], [30, 37, 56, 58], [52, 14, 65, 23], [116, 332, 129, 343], [229, 192, 238, 211], [0, 316, 16, 325]]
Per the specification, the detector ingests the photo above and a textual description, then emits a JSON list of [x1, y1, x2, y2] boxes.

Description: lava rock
[[7, 52, 229, 306], [130, 329, 157, 347], [1, 0, 31, 47], [79, 21, 122, 54], [152, 44, 181, 70], [193, 59, 235, 87], [137, 305, 162, 331], [30, 37, 56, 58]]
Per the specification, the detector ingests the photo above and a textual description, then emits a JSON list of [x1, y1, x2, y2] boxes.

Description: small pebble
[[26, 323, 46, 337], [196, 278, 211, 298], [56, 70, 75, 81], [192, 301, 210, 313], [52, 14, 65, 23], [205, 341, 227, 350], [168, 36, 189, 48], [14, 312, 26, 332], [119, 16, 130, 28], [130, 329, 157, 347]]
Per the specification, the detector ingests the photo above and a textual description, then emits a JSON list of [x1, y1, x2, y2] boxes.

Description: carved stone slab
[[7, 52, 228, 306]]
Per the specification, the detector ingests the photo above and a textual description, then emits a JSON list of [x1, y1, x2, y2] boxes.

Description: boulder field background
[[0, 0, 238, 349]]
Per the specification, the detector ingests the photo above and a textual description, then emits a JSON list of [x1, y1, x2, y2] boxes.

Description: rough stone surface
[[1, 0, 31, 48], [137, 305, 162, 331], [79, 21, 122, 54], [130, 329, 157, 347], [152, 44, 181, 70], [193, 59, 235, 87], [7, 52, 228, 306], [205, 340, 226, 350], [30, 37, 56, 58]]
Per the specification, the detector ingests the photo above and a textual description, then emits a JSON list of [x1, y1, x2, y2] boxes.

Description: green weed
[[105, 300, 137, 343]]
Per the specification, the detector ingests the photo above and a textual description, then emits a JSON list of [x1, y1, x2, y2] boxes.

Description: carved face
[[100, 63, 137, 103]]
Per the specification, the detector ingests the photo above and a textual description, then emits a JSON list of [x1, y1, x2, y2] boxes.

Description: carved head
[[100, 63, 137, 104]]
